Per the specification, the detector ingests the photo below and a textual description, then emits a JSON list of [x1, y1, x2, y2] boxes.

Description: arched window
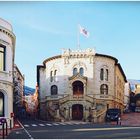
[[51, 85, 58, 95], [54, 70, 57, 76], [50, 71, 53, 82], [105, 69, 108, 81], [73, 68, 78, 75], [100, 84, 108, 95], [54, 70, 57, 81], [72, 81, 84, 96], [100, 68, 104, 80], [80, 67, 84, 76], [0, 92, 4, 117]]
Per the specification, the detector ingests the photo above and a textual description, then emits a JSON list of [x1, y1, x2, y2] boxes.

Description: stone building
[[13, 64, 24, 118], [124, 82, 130, 110], [0, 18, 16, 127], [37, 48, 127, 122], [129, 80, 140, 112], [23, 85, 38, 118]]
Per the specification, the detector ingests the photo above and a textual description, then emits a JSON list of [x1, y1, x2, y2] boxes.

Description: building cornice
[[41, 51, 127, 83], [95, 53, 118, 64], [43, 55, 61, 65], [0, 25, 16, 44], [43, 53, 118, 65], [116, 63, 127, 83]]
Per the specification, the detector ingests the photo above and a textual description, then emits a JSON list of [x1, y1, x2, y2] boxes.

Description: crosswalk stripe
[[58, 123, 66, 125], [23, 121, 89, 127], [24, 124, 29, 127], [80, 122, 86, 124], [73, 122, 80, 125], [53, 123, 59, 125], [46, 123, 52, 126], [39, 124, 45, 126], [32, 124, 37, 127]]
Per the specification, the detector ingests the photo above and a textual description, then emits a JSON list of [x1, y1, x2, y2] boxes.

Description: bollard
[[10, 119, 12, 130], [2, 123, 4, 139], [120, 121, 121, 125], [5, 122, 8, 136], [116, 119, 118, 125]]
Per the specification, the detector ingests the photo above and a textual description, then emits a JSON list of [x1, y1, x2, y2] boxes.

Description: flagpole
[[77, 24, 80, 50]]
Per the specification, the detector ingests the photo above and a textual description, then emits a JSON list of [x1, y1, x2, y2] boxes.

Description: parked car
[[105, 108, 121, 122]]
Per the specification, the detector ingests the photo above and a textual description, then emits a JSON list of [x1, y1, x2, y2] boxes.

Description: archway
[[72, 81, 84, 96], [0, 91, 4, 117], [72, 104, 83, 120]]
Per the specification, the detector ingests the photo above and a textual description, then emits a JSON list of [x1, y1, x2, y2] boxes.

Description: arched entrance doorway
[[72, 104, 83, 120], [72, 81, 84, 96], [0, 92, 4, 117]]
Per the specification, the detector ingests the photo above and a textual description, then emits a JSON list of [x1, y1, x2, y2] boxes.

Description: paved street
[[6, 115, 140, 139]]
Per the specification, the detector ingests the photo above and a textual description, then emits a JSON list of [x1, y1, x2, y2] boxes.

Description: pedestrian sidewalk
[[0, 119, 22, 139], [121, 112, 140, 126], [108, 112, 140, 126]]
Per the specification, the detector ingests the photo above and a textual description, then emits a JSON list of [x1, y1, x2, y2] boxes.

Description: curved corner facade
[[0, 18, 16, 127], [37, 48, 127, 123]]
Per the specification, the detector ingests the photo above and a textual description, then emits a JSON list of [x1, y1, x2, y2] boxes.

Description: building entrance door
[[72, 104, 83, 120]]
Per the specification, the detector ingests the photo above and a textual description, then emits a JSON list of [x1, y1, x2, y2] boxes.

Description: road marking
[[17, 120, 34, 139], [73, 126, 140, 132], [80, 122, 88, 124], [39, 124, 45, 126], [73, 122, 80, 125], [24, 124, 29, 127], [46, 123, 52, 126], [53, 123, 59, 125], [32, 124, 37, 127], [16, 131, 20, 134], [15, 124, 20, 127], [59, 123, 66, 125]]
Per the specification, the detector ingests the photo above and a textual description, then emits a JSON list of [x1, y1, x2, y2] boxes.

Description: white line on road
[[39, 124, 45, 126], [17, 120, 34, 139], [53, 123, 59, 125], [58, 123, 66, 125], [24, 124, 29, 127], [46, 123, 52, 126], [32, 124, 37, 127], [73, 126, 140, 132]]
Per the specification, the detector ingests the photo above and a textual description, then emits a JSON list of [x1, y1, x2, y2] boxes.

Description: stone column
[[56, 109, 60, 118], [92, 109, 97, 123], [84, 84, 87, 96], [69, 106, 72, 120], [83, 106, 88, 121]]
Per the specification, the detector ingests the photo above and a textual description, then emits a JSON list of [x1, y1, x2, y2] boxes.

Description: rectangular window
[[0, 97, 3, 116], [0, 45, 6, 71]]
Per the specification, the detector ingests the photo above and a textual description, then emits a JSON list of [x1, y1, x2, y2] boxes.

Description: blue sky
[[0, 1, 140, 88]]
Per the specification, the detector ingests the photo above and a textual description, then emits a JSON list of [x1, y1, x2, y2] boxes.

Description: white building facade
[[37, 48, 127, 122], [0, 18, 15, 127]]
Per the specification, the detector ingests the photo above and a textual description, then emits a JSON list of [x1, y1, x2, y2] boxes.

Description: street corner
[[13, 119, 22, 130]]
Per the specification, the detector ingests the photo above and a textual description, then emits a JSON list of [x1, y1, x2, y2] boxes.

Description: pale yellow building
[[37, 48, 127, 123]]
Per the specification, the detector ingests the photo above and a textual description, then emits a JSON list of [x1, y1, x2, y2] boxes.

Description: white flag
[[79, 25, 89, 38]]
